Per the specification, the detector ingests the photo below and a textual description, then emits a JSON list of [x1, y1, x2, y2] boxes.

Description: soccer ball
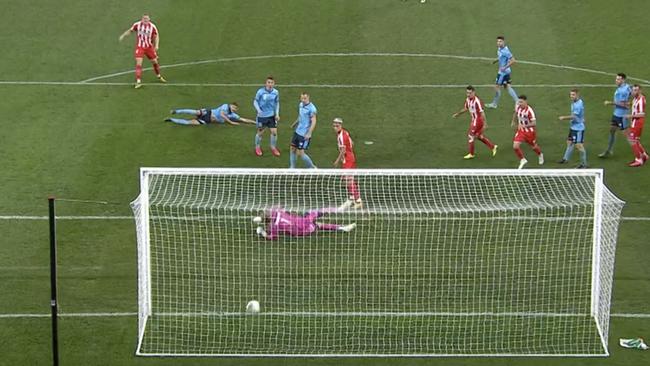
[[252, 216, 262, 224], [246, 300, 260, 314]]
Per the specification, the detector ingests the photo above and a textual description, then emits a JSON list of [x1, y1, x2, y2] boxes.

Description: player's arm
[[510, 111, 517, 129], [481, 111, 488, 129], [558, 114, 572, 121], [154, 33, 160, 51], [220, 111, 240, 125], [304, 114, 317, 139], [275, 94, 280, 122], [253, 92, 263, 115], [502, 56, 516, 71], [452, 106, 468, 118], [118, 28, 133, 42], [236, 117, 257, 124], [333, 145, 346, 167]]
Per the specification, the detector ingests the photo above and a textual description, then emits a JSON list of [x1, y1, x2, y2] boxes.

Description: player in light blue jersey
[[289, 92, 318, 169], [599, 73, 632, 157], [558, 89, 588, 168], [485, 36, 519, 109], [165, 102, 255, 126], [253, 76, 281, 157]]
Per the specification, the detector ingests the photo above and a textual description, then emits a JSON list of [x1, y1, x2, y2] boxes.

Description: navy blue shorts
[[291, 132, 310, 150], [610, 115, 629, 130], [257, 116, 277, 129], [495, 73, 512, 86], [197, 109, 212, 125], [567, 129, 585, 144]]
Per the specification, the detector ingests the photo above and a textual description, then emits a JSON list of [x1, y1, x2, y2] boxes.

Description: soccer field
[[1, 0, 649, 365]]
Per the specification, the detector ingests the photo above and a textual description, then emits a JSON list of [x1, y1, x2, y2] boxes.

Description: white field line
[[75, 52, 650, 84], [0, 81, 646, 89], [1, 311, 648, 319], [0, 215, 648, 221]]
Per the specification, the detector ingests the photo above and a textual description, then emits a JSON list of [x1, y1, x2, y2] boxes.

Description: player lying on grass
[[253, 207, 356, 240], [165, 103, 255, 126]]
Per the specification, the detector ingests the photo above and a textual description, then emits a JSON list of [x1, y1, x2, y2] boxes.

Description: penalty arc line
[[77, 52, 650, 84]]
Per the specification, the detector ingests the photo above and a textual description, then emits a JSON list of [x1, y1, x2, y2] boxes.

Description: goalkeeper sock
[[255, 134, 262, 147], [301, 153, 315, 168], [289, 151, 297, 169], [168, 118, 191, 125], [563, 144, 575, 161], [175, 109, 199, 115], [270, 134, 277, 148], [607, 130, 616, 152], [491, 89, 501, 105], [580, 149, 587, 165], [507, 86, 519, 103]]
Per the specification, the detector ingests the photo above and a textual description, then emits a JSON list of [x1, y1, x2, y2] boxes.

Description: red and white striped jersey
[[337, 128, 356, 164], [464, 96, 484, 125], [130, 21, 158, 48], [515, 104, 537, 131], [632, 94, 646, 119]]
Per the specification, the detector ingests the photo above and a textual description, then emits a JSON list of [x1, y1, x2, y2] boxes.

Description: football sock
[[532, 145, 542, 155], [507, 86, 519, 103], [317, 223, 340, 231], [563, 144, 575, 161], [255, 134, 262, 147], [347, 178, 360, 200], [135, 65, 143, 81], [175, 109, 198, 115], [468, 141, 475, 155], [289, 151, 297, 168], [168, 118, 191, 125], [491, 89, 502, 105], [270, 134, 277, 148], [300, 153, 315, 168], [514, 146, 524, 159], [607, 130, 616, 152], [580, 149, 588, 165], [153, 63, 161, 76], [477, 135, 495, 149]]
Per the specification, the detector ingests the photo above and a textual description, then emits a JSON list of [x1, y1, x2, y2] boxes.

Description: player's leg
[[575, 142, 587, 168], [600, 117, 620, 157], [255, 120, 265, 156], [134, 55, 144, 88], [513, 139, 527, 169], [627, 129, 644, 166], [289, 145, 297, 168], [269, 127, 280, 156], [316, 222, 357, 232], [559, 131, 575, 164], [292, 134, 315, 168], [504, 81, 518, 104], [486, 76, 502, 108], [166, 109, 206, 125], [476, 133, 496, 154], [531, 142, 544, 165], [465, 133, 476, 159]]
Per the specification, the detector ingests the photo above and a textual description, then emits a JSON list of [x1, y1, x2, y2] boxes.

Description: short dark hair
[[496, 36, 505, 40], [633, 84, 641, 89], [231, 102, 239, 107], [518, 95, 527, 100], [617, 73, 627, 79], [466, 85, 475, 91], [301, 92, 310, 97], [266, 75, 275, 81], [570, 88, 579, 94]]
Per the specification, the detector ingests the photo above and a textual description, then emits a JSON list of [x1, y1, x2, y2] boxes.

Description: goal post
[[131, 168, 625, 357]]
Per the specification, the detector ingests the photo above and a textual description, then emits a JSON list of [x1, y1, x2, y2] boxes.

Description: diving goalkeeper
[[253, 207, 356, 240]]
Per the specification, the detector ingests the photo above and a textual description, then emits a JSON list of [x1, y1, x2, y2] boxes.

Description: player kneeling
[[253, 207, 356, 240]]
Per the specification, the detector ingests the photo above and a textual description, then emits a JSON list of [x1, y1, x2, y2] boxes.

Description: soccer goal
[[131, 168, 625, 357]]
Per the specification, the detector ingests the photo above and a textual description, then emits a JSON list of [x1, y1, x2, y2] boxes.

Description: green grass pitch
[[0, 0, 649, 365]]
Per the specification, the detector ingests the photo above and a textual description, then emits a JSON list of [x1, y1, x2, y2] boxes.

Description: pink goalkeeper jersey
[[266, 209, 317, 239]]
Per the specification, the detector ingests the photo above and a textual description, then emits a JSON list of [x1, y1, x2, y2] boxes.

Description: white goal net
[[131, 168, 624, 357]]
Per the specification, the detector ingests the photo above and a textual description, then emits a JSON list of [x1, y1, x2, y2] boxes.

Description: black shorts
[[257, 116, 277, 129], [291, 132, 310, 150], [197, 109, 212, 125], [610, 115, 629, 130]]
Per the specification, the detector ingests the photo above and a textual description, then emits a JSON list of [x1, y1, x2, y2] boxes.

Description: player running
[[625, 85, 649, 167], [253, 207, 357, 240], [452, 85, 498, 160], [332, 118, 362, 210], [289, 93, 318, 168], [165, 103, 255, 126], [599, 73, 632, 158], [558, 89, 588, 168], [119, 14, 166, 89], [512, 95, 544, 169], [253, 76, 281, 157], [485, 36, 519, 109]]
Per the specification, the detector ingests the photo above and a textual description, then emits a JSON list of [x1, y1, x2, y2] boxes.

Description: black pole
[[48, 197, 59, 366]]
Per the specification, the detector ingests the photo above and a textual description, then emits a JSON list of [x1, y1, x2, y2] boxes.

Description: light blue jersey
[[497, 46, 514, 75], [295, 102, 317, 137], [613, 83, 632, 117], [211, 104, 240, 124], [254, 87, 280, 118], [570, 99, 585, 131]]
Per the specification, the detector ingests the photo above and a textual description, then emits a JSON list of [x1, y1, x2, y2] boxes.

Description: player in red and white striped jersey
[[452, 85, 498, 160], [511, 95, 544, 169], [332, 118, 362, 210], [119, 14, 166, 89], [625, 85, 648, 167]]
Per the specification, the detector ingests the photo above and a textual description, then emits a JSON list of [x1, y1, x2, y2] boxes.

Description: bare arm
[[155, 34, 160, 51], [558, 115, 573, 121], [452, 106, 468, 118], [333, 145, 346, 167], [119, 28, 132, 41], [236, 117, 257, 124], [510, 111, 517, 129]]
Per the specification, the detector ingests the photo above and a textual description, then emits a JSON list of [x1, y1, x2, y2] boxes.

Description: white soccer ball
[[252, 216, 262, 224], [246, 300, 260, 314]]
